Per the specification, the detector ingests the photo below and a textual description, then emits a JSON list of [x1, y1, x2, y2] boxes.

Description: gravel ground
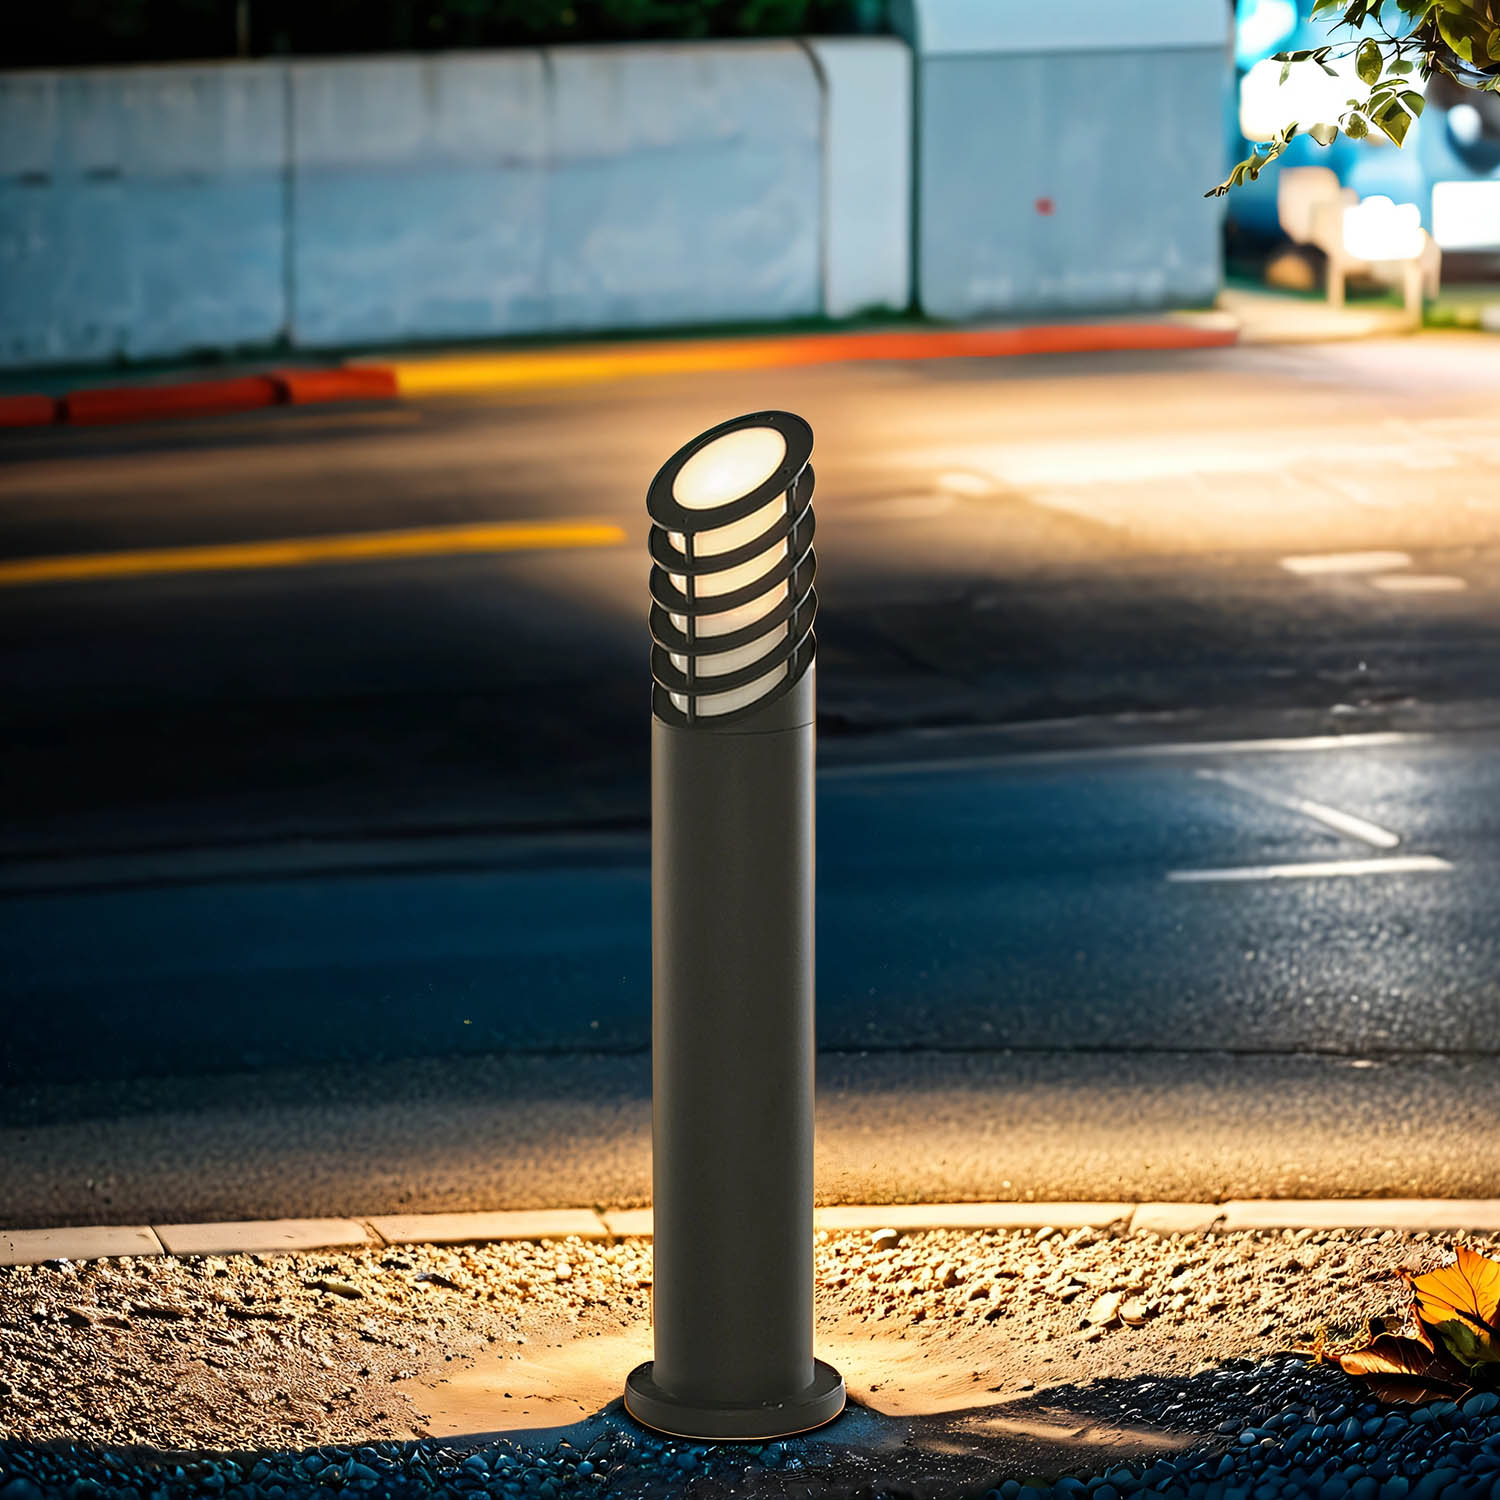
[[2, 1225, 1499, 1498]]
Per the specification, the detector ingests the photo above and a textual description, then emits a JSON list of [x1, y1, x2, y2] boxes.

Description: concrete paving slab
[[154, 1217, 371, 1256], [0, 1224, 161, 1266], [1131, 1202, 1225, 1235], [815, 1202, 1133, 1233], [1219, 1198, 1500, 1233], [367, 1209, 606, 1245], [600, 1208, 652, 1237]]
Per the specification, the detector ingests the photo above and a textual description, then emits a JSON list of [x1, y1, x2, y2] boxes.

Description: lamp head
[[647, 412, 817, 728]]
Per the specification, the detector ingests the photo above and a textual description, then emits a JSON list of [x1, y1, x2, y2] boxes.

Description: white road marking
[[935, 471, 994, 497], [1167, 855, 1451, 884], [1195, 768, 1401, 849], [1279, 551, 1411, 576], [822, 730, 1431, 780], [1371, 574, 1468, 593], [844, 494, 956, 521]]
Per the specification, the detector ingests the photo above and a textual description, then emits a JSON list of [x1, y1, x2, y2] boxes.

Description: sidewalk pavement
[[1217, 286, 1422, 343]]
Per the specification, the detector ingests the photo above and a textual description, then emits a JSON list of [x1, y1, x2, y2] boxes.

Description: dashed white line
[[1279, 551, 1411, 576], [1167, 855, 1452, 884], [822, 730, 1432, 781], [935, 471, 994, 497], [1371, 574, 1468, 593], [844, 494, 956, 521], [1195, 768, 1401, 849]]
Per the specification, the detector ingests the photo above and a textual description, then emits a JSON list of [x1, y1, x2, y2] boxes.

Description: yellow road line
[[0, 520, 628, 588], [386, 343, 799, 396]]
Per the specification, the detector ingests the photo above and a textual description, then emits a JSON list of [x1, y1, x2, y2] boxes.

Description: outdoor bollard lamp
[[623, 410, 845, 1440]]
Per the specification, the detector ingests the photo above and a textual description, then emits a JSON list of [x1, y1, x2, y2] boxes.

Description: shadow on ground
[[3, 1359, 1363, 1500]]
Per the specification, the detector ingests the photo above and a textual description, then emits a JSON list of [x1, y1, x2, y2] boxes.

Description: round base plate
[[623, 1359, 844, 1441]]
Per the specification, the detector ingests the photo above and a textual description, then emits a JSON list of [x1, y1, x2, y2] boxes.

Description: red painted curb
[[0, 394, 60, 428], [66, 374, 281, 426], [30, 322, 1231, 433], [273, 366, 399, 404]]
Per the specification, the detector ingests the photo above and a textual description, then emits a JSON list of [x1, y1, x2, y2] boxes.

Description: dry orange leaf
[[1407, 1244, 1500, 1372], [1337, 1334, 1471, 1404]]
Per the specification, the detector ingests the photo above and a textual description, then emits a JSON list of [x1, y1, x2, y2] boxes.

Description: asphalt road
[[7, 335, 1500, 858], [5, 336, 1500, 1216], [2, 726, 1497, 1085]]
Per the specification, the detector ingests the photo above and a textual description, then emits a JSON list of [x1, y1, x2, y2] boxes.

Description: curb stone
[[1218, 1197, 1500, 1233], [0, 1225, 162, 1267], [1131, 1203, 1225, 1235], [601, 1208, 653, 1238], [814, 1202, 1134, 1233], [153, 1218, 373, 1257], [0, 368, 400, 430], [6, 1200, 1500, 1266], [384, 321, 1237, 398], [367, 1209, 608, 1245], [0, 317, 1237, 430]]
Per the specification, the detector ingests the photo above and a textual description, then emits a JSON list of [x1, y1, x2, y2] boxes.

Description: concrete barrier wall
[[0, 23, 1230, 370], [290, 54, 549, 346], [0, 63, 287, 369], [1, 41, 836, 368], [289, 42, 822, 348], [805, 38, 911, 318], [914, 48, 1226, 320], [544, 43, 821, 332], [894, 0, 1229, 321]]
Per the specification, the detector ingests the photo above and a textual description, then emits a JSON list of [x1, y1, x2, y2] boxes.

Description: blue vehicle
[[1230, 0, 1500, 256]]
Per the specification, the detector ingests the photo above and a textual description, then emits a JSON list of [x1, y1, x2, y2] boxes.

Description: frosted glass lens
[[695, 541, 786, 599], [697, 591, 783, 638], [695, 499, 786, 558], [672, 428, 787, 511], [695, 661, 789, 717], [695, 622, 788, 678]]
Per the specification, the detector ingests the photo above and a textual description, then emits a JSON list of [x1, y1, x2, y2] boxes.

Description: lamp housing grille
[[647, 411, 817, 727]]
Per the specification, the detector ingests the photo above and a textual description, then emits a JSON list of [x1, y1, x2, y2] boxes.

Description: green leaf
[[1358, 37, 1384, 82], [1387, 58, 1415, 73], [1207, 136, 1295, 197], [1372, 98, 1413, 145], [1309, 120, 1340, 145], [1319, 58, 1341, 74], [1345, 111, 1371, 138], [1437, 14, 1476, 60], [1282, 58, 1295, 83], [1400, 89, 1425, 116]]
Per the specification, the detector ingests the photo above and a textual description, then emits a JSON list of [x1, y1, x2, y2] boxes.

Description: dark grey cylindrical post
[[623, 411, 844, 1441]]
